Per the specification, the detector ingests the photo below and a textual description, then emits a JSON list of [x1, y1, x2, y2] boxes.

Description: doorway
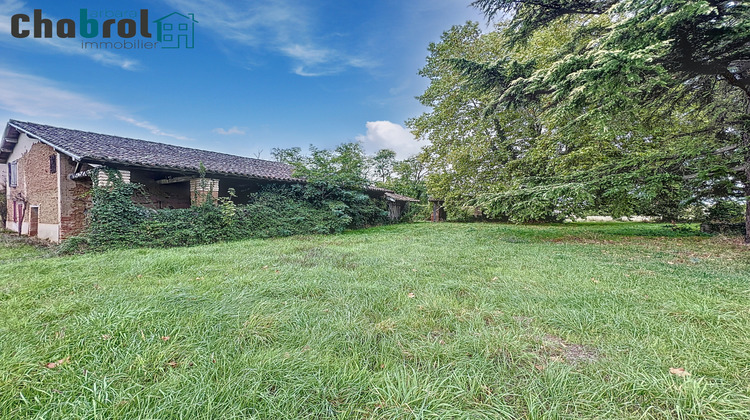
[[29, 206, 39, 237]]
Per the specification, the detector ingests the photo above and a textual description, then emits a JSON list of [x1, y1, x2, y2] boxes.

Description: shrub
[[68, 169, 393, 251], [707, 201, 744, 223]]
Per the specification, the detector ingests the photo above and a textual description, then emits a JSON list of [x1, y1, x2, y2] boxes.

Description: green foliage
[[666, 223, 701, 234], [707, 201, 745, 224], [411, 0, 749, 224], [273, 142, 370, 190], [380, 156, 428, 202], [71, 167, 390, 251], [86, 168, 150, 249], [272, 144, 426, 216], [475, 182, 594, 222], [56, 235, 89, 254], [370, 149, 397, 183]]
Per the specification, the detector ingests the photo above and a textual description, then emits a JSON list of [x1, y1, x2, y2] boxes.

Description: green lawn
[[1, 223, 749, 419]]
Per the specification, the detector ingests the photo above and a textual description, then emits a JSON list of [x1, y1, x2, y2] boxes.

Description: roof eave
[[80, 157, 304, 183], [8, 121, 83, 161]]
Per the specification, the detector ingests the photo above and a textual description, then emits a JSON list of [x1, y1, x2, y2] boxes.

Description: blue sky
[[0, 0, 488, 160]]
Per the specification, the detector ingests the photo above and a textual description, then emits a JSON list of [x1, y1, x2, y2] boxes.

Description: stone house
[[1, 120, 416, 242]]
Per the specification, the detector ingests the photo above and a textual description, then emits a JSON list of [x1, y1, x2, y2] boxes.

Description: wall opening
[[29, 206, 39, 237]]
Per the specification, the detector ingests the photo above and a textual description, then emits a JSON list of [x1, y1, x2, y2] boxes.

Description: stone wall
[[189, 178, 219, 205], [59, 156, 92, 240], [5, 134, 60, 240], [130, 170, 191, 209]]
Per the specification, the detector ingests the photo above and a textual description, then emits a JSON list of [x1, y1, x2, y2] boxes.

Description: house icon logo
[[153, 12, 197, 49]]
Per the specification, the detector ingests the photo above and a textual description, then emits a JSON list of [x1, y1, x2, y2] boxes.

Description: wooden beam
[[156, 176, 193, 185]]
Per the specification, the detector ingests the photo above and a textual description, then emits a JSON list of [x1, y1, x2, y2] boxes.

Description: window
[[8, 161, 17, 187], [164, 23, 173, 30], [179, 23, 188, 30], [50, 155, 57, 174], [164, 34, 173, 41], [12, 201, 16, 222]]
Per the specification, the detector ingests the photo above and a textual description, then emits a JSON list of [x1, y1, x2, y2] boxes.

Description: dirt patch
[[537, 334, 600, 365], [548, 237, 619, 245]]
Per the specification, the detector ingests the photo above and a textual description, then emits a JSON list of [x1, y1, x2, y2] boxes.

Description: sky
[[0, 0, 489, 160]]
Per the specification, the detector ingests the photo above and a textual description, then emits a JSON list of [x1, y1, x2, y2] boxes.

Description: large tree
[[410, 19, 712, 221], [408, 22, 553, 216], [464, 0, 750, 235]]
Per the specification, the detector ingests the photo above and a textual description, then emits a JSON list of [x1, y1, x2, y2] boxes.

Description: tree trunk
[[17, 202, 24, 236]]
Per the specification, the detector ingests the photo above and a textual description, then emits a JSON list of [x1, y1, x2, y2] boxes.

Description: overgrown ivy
[[62, 167, 391, 252]]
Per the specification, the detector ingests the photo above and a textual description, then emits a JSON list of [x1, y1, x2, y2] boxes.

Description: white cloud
[[212, 126, 246, 135], [281, 44, 331, 65], [292, 66, 336, 77], [0, 68, 119, 119], [0, 67, 189, 141], [356, 121, 426, 159], [0, 1, 140, 71], [116, 116, 191, 141], [161, 0, 374, 76]]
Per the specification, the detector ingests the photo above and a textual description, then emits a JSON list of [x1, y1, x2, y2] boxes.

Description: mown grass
[[1, 222, 749, 419]]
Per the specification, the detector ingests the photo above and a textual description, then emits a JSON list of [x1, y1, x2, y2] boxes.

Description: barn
[[2, 120, 417, 241]]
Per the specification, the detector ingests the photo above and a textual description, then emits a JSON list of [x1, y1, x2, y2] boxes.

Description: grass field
[[1, 222, 749, 419]]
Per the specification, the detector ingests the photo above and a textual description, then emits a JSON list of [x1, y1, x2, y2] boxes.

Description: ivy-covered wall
[[63, 168, 392, 252]]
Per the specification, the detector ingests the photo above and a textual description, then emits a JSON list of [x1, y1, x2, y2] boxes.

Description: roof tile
[[7, 120, 299, 181]]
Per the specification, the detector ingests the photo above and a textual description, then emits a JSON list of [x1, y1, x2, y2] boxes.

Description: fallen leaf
[[161, 336, 170, 341], [167, 361, 178, 368], [534, 364, 546, 371], [195, 277, 203, 281], [591, 278, 600, 284], [407, 292, 416, 298], [262, 265, 269, 269], [667, 261, 675, 265], [101, 334, 112, 340], [45, 356, 70, 369], [669, 367, 691, 377], [491, 277, 499, 281], [412, 269, 417, 272]]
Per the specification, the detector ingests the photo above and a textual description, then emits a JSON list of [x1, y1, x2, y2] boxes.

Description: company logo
[[9, 9, 197, 49], [153, 12, 197, 49]]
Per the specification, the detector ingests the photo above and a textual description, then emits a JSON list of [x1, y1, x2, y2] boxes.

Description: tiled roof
[[385, 192, 420, 202], [5, 120, 299, 181]]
